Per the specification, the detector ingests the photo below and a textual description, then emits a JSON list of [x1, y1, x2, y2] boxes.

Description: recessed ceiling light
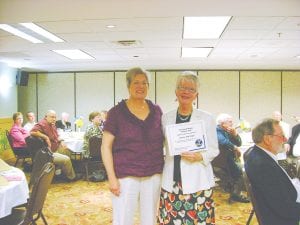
[[183, 16, 231, 39], [20, 23, 64, 42], [181, 47, 213, 58], [0, 24, 43, 43], [106, 25, 116, 28], [52, 49, 95, 60]]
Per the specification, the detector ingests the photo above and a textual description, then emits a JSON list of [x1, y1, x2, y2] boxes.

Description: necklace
[[177, 112, 191, 121]]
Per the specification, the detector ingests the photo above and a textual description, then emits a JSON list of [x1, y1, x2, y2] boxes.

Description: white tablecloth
[[60, 132, 84, 153], [0, 167, 29, 218]]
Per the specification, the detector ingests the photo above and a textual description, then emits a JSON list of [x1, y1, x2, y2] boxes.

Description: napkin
[[2, 173, 23, 181]]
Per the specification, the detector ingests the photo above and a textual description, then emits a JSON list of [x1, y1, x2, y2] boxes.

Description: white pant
[[112, 174, 161, 225]]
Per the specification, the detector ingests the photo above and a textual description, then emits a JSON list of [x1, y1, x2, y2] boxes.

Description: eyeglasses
[[132, 81, 149, 87], [177, 86, 197, 93], [269, 133, 287, 141]]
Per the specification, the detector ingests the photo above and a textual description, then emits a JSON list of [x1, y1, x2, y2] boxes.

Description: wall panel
[[16, 69, 300, 132], [156, 71, 181, 113], [198, 71, 239, 122], [18, 74, 37, 116], [282, 71, 300, 127], [240, 71, 281, 126], [0, 64, 18, 118], [76, 71, 114, 129], [37, 73, 75, 125]]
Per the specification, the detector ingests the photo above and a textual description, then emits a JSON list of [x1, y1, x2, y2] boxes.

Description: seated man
[[9, 112, 31, 157], [55, 112, 71, 131], [31, 110, 81, 182], [23, 111, 37, 132], [286, 122, 300, 178], [212, 113, 249, 203], [245, 118, 300, 225]]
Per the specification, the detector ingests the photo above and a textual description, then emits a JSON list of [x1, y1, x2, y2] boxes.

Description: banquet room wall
[[17, 70, 300, 130]]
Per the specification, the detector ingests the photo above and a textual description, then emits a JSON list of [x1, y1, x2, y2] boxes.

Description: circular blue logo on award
[[195, 138, 203, 147]]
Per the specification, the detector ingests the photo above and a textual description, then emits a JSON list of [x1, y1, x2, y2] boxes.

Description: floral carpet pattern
[[32, 178, 258, 225]]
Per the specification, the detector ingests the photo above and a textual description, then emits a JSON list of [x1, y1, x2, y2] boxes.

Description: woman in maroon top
[[101, 67, 164, 225]]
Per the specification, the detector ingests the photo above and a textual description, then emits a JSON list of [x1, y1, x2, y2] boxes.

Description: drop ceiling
[[0, 0, 299, 72]]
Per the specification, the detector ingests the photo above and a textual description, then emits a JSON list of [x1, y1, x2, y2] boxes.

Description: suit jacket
[[245, 145, 300, 225], [55, 120, 71, 131], [288, 123, 300, 156], [161, 108, 219, 194]]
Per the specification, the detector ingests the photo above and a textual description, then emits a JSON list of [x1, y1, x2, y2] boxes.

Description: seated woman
[[9, 112, 30, 157], [82, 111, 103, 158]]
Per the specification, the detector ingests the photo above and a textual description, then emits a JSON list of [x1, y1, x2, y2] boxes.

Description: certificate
[[165, 121, 208, 156]]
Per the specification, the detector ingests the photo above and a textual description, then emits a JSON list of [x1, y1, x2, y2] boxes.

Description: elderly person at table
[[212, 113, 249, 203], [158, 71, 219, 225], [9, 112, 31, 158], [31, 110, 81, 182], [101, 67, 164, 225], [56, 112, 72, 131], [82, 111, 103, 158], [23, 111, 36, 132]]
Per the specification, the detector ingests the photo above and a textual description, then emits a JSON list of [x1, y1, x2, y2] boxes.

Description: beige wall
[[76, 71, 114, 129], [18, 74, 37, 116], [37, 73, 75, 127], [240, 71, 281, 126], [198, 71, 239, 124], [18, 70, 300, 130], [0, 63, 18, 118], [282, 71, 300, 126]]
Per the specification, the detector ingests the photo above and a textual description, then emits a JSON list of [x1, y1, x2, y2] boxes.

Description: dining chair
[[5, 130, 31, 167], [29, 146, 54, 188], [84, 136, 105, 182], [242, 171, 264, 225], [0, 162, 55, 225], [25, 136, 48, 163], [212, 147, 234, 193]]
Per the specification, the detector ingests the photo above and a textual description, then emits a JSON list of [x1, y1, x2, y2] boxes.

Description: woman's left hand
[[181, 151, 203, 162]]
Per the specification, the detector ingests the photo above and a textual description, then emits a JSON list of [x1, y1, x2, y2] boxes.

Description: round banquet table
[[0, 167, 29, 218]]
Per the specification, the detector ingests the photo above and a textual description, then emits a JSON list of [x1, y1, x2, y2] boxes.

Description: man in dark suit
[[245, 118, 300, 225], [55, 112, 71, 131]]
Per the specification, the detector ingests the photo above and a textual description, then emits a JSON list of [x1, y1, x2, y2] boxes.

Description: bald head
[[61, 112, 70, 122], [45, 110, 57, 125], [272, 111, 282, 121]]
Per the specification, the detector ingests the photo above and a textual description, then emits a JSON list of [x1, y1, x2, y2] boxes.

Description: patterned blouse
[[83, 123, 103, 158]]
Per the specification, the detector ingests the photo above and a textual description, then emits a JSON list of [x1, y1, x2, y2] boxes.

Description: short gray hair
[[252, 118, 279, 144], [46, 109, 56, 117], [216, 113, 232, 125], [126, 67, 151, 88], [175, 71, 199, 92]]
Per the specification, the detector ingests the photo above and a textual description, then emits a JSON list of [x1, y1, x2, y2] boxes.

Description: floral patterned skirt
[[158, 182, 215, 225]]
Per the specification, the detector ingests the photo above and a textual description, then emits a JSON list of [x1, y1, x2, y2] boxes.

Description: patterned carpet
[[31, 178, 258, 225]]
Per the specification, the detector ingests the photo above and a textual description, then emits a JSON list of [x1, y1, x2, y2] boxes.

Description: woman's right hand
[[109, 176, 120, 196]]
